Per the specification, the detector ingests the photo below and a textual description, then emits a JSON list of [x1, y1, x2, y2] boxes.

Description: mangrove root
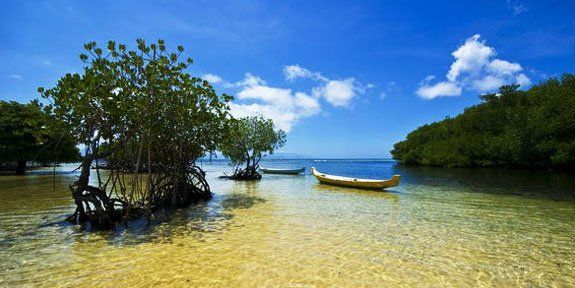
[[68, 165, 212, 230], [227, 167, 262, 181]]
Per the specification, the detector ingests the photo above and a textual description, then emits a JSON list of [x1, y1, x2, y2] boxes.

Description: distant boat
[[310, 167, 400, 190], [260, 167, 305, 175]]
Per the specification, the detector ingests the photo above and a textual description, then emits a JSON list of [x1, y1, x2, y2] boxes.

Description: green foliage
[[40, 39, 232, 166], [221, 116, 287, 173], [40, 39, 232, 223], [0, 100, 79, 174], [392, 74, 575, 169], [41, 39, 231, 158]]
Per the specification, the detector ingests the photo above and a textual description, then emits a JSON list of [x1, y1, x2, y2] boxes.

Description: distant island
[[392, 74, 575, 169]]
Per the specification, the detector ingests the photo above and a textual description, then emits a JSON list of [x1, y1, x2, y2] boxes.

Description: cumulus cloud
[[237, 85, 293, 108], [312, 78, 358, 107], [416, 34, 530, 99], [229, 73, 320, 131], [202, 73, 223, 84], [285, 65, 368, 107], [516, 73, 532, 87], [447, 35, 495, 82], [9, 74, 22, 80], [284, 65, 328, 82], [417, 76, 461, 99], [206, 65, 369, 132], [236, 73, 266, 87]]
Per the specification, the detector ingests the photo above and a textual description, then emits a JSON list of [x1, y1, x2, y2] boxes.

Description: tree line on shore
[[392, 74, 575, 169], [0, 100, 80, 174]]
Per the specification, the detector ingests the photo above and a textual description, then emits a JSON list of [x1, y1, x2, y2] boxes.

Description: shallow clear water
[[1, 160, 574, 287]]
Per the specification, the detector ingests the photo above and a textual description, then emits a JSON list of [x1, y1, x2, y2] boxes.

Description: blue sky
[[1, 0, 574, 158]]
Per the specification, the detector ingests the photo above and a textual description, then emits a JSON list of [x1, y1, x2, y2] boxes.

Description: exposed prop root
[[67, 165, 211, 230], [66, 185, 126, 229], [149, 166, 212, 208], [228, 167, 262, 181]]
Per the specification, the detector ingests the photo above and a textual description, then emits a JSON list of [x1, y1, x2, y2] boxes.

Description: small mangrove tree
[[221, 116, 286, 180]]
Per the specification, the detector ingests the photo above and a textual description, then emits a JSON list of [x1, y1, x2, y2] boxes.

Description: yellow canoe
[[310, 167, 400, 190]]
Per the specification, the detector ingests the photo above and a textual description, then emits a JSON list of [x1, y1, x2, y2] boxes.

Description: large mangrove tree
[[40, 39, 232, 229]]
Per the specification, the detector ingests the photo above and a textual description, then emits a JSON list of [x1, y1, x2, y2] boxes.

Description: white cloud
[[285, 65, 369, 107], [229, 73, 321, 132], [284, 65, 328, 82], [202, 73, 223, 84], [208, 65, 369, 131], [229, 103, 298, 132], [236, 72, 266, 87], [313, 78, 357, 107], [417, 81, 462, 99], [472, 75, 506, 92], [238, 85, 294, 107], [9, 74, 22, 80], [447, 34, 495, 82], [202, 72, 266, 88], [417, 34, 531, 99], [487, 59, 522, 75], [516, 73, 531, 87], [294, 92, 321, 117], [284, 65, 311, 80]]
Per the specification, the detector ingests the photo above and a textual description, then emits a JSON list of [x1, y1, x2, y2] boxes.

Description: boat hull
[[260, 167, 305, 175], [310, 167, 400, 190]]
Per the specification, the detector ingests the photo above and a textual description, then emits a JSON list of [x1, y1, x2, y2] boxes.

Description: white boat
[[310, 167, 400, 190], [259, 167, 305, 175]]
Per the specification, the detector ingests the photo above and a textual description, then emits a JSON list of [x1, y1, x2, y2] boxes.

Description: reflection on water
[[396, 165, 575, 200], [1, 161, 574, 287], [312, 182, 400, 202]]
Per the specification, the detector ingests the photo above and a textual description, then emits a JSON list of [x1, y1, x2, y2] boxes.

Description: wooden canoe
[[260, 167, 305, 175], [310, 167, 400, 190]]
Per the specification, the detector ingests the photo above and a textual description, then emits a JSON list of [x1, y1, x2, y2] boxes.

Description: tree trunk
[[15, 158, 26, 175]]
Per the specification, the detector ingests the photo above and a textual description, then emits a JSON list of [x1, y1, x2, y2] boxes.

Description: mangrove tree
[[40, 39, 232, 229], [221, 116, 286, 180]]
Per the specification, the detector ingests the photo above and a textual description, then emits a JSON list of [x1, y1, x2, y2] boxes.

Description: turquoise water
[[1, 159, 574, 287]]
